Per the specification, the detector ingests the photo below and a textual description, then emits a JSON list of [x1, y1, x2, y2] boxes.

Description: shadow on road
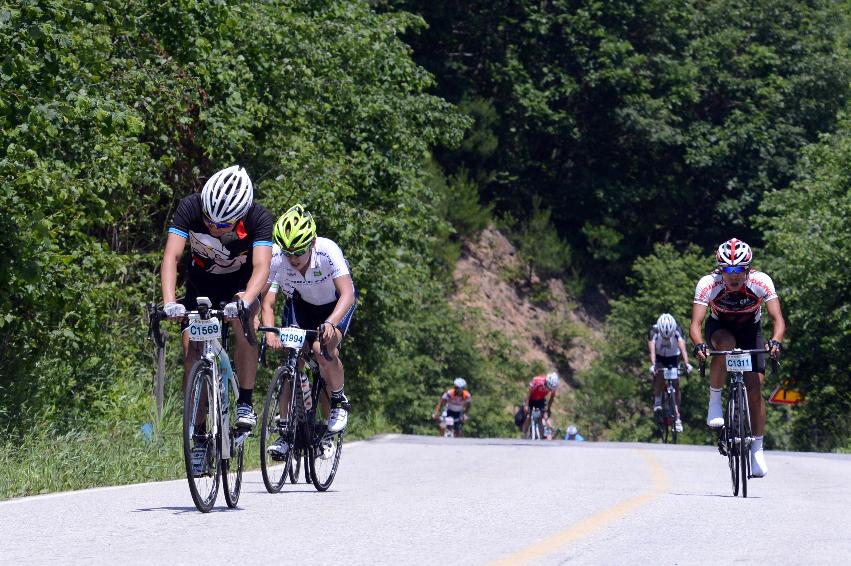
[[132, 506, 243, 514]]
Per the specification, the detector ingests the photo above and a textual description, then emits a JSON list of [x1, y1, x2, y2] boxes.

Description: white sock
[[753, 436, 764, 451], [709, 387, 723, 405]]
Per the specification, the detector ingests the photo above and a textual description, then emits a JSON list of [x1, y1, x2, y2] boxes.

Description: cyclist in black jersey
[[161, 166, 274, 443]]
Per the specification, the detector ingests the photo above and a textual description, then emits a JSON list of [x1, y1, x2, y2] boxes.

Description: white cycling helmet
[[567, 425, 578, 436], [657, 313, 677, 338], [716, 237, 752, 268], [453, 378, 467, 389], [545, 372, 559, 391], [201, 165, 254, 223]]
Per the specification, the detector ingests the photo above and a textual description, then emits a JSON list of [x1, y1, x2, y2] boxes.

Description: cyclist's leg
[[735, 322, 766, 436], [653, 370, 664, 410], [232, 292, 261, 391], [706, 318, 735, 427]]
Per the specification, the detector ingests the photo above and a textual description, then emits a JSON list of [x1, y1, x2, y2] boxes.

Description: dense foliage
[[758, 115, 851, 451], [388, 0, 851, 282]]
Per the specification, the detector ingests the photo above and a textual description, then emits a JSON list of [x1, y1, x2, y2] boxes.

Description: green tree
[[758, 114, 851, 451]]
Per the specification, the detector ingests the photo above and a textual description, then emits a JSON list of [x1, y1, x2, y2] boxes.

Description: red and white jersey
[[694, 270, 778, 325], [442, 389, 471, 412], [528, 375, 553, 402]]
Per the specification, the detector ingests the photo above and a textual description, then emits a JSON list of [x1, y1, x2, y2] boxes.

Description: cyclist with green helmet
[[260, 204, 356, 456]]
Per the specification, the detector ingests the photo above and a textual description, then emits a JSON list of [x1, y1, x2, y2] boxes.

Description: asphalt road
[[2, 435, 850, 565]]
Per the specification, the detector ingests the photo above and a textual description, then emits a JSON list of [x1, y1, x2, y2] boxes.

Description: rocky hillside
[[451, 227, 602, 427]]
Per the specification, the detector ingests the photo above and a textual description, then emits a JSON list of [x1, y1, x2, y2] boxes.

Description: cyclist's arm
[[433, 397, 445, 416], [546, 392, 556, 414], [648, 339, 656, 368], [327, 274, 355, 327], [261, 284, 277, 329], [241, 245, 272, 306], [765, 297, 786, 343], [160, 232, 186, 304], [677, 337, 691, 366], [690, 303, 708, 348]]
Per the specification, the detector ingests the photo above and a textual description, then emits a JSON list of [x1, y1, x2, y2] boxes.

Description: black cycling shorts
[[529, 398, 547, 410], [706, 318, 766, 373], [656, 355, 679, 369]]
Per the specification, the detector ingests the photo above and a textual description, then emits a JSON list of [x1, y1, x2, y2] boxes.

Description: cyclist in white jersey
[[259, 205, 356, 456], [648, 313, 693, 432], [690, 238, 785, 478], [432, 378, 472, 437]]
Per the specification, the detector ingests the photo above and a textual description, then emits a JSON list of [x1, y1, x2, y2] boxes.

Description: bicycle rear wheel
[[183, 361, 220, 512], [222, 377, 244, 508], [260, 367, 297, 493], [310, 430, 344, 492]]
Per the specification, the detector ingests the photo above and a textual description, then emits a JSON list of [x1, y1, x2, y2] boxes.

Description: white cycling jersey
[[267, 237, 351, 305], [649, 324, 684, 358], [694, 269, 778, 325]]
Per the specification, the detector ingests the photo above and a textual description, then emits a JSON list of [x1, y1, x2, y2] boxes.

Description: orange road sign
[[769, 382, 804, 405]]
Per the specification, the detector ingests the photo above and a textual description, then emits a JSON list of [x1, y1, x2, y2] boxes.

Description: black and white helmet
[[656, 313, 677, 338], [201, 165, 253, 223]]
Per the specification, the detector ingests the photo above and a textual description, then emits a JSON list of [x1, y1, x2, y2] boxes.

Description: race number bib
[[725, 353, 753, 372], [663, 367, 679, 380], [279, 327, 307, 349], [188, 318, 221, 342]]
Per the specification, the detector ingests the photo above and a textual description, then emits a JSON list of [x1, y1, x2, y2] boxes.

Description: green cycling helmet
[[273, 204, 316, 253]]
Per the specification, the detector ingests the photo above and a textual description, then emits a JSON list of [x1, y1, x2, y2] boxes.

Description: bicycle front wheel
[[728, 390, 739, 496], [310, 431, 344, 492], [667, 393, 678, 445], [737, 386, 749, 498], [288, 448, 303, 483], [260, 367, 297, 493], [183, 361, 220, 513]]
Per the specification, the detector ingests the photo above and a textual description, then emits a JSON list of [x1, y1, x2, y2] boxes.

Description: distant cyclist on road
[[260, 204, 356, 458], [433, 378, 472, 437], [690, 238, 785, 478], [564, 424, 584, 441], [523, 372, 559, 439], [648, 313, 693, 433]]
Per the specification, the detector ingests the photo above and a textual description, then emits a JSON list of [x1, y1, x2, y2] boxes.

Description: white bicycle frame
[[530, 408, 543, 440], [185, 301, 244, 461]]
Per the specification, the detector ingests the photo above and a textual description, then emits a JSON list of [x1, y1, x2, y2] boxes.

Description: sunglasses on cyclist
[[721, 265, 748, 274], [282, 246, 310, 257], [204, 217, 236, 229]]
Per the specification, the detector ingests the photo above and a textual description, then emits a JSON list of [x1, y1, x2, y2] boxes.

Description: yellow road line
[[487, 449, 669, 566]]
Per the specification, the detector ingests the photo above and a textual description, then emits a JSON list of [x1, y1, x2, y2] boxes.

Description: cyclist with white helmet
[[690, 238, 785, 478], [564, 424, 584, 441], [259, 204, 356, 456], [648, 313, 693, 433], [161, 165, 273, 469], [433, 378, 472, 437], [522, 372, 559, 438]]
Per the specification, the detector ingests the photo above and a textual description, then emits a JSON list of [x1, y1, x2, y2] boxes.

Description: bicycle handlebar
[[698, 348, 780, 377], [257, 325, 333, 362]]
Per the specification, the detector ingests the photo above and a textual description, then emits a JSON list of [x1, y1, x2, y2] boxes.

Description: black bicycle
[[700, 348, 776, 498], [655, 364, 683, 444], [258, 324, 344, 492]]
